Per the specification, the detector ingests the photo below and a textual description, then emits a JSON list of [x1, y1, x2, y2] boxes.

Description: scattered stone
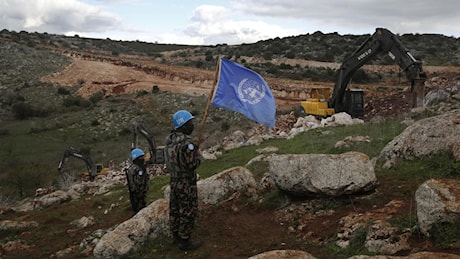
[[415, 178, 460, 236], [249, 249, 316, 258]]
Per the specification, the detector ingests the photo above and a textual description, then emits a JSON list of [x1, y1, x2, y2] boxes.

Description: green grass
[[4, 106, 460, 258], [389, 214, 418, 232], [429, 221, 460, 248], [198, 117, 406, 179]]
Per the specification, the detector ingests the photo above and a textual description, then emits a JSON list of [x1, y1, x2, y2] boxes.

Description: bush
[[57, 87, 71, 95], [0, 163, 53, 198], [89, 91, 104, 103], [12, 102, 50, 119], [136, 90, 149, 97], [221, 121, 230, 131], [63, 96, 90, 107]]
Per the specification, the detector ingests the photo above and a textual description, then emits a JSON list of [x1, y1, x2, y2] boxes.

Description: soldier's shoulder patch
[[187, 143, 195, 151]]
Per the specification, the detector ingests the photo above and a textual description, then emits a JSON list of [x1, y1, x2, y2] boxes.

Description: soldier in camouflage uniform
[[165, 110, 202, 251], [125, 148, 149, 215]]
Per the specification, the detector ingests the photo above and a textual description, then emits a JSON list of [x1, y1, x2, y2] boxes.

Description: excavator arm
[[58, 148, 97, 180], [329, 28, 427, 116], [131, 121, 164, 164]]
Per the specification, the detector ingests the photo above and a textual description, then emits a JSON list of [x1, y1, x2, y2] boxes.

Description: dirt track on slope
[[41, 53, 460, 119]]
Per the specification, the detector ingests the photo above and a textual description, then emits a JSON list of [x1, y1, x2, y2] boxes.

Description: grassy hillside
[[2, 115, 460, 258], [1, 28, 459, 199]]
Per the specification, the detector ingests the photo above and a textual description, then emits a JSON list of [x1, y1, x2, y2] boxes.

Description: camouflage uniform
[[125, 163, 149, 214], [165, 131, 201, 240]]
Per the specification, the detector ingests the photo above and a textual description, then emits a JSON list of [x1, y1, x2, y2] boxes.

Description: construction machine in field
[[131, 121, 165, 165], [300, 27, 427, 118], [57, 148, 109, 181]]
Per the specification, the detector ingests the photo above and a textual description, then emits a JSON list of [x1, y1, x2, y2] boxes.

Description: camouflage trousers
[[129, 190, 146, 214], [169, 177, 198, 240]]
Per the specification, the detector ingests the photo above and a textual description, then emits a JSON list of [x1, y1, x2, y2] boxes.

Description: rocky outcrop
[[197, 166, 258, 204], [364, 220, 411, 255], [95, 167, 258, 258], [269, 152, 377, 196], [249, 249, 316, 258], [336, 200, 410, 254], [164, 166, 258, 205], [350, 251, 460, 258], [12, 169, 127, 212], [32, 190, 71, 210], [250, 250, 460, 259], [93, 198, 169, 258], [379, 109, 460, 167], [287, 113, 363, 139], [415, 178, 460, 236], [0, 220, 38, 230]]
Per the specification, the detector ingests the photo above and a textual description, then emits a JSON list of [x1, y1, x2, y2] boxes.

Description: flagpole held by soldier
[[164, 110, 203, 251]]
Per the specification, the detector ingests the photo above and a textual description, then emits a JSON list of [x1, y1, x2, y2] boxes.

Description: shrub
[[0, 163, 53, 198], [152, 85, 160, 93], [136, 90, 149, 97], [57, 87, 71, 95], [12, 102, 49, 119], [221, 121, 230, 131], [89, 91, 104, 103], [63, 96, 90, 107]]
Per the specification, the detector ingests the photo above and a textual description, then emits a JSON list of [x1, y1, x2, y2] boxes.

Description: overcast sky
[[1, 0, 459, 45]]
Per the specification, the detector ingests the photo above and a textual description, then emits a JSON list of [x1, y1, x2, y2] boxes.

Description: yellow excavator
[[300, 27, 427, 118], [57, 147, 109, 181]]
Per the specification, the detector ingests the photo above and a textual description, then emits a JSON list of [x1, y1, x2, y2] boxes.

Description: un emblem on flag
[[237, 78, 266, 105]]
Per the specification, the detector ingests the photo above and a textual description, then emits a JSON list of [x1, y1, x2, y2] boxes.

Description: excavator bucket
[[411, 78, 426, 108]]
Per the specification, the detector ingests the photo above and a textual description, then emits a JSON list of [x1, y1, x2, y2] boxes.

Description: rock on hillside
[[379, 108, 460, 168], [269, 152, 377, 196]]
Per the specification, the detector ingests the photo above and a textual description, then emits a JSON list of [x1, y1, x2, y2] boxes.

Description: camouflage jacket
[[165, 131, 202, 178], [125, 163, 149, 193]]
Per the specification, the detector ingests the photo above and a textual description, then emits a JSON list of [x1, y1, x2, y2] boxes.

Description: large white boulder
[[164, 166, 258, 205], [93, 198, 169, 258], [269, 152, 377, 196], [379, 109, 460, 165]]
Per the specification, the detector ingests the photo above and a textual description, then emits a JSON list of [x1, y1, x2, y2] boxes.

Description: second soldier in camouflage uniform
[[125, 148, 149, 215], [165, 110, 202, 251]]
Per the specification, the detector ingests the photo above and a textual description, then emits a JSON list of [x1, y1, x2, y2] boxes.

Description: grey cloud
[[0, 0, 121, 34], [231, 0, 460, 36]]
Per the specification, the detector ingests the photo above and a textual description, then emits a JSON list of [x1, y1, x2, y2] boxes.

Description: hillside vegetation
[[0, 29, 459, 258]]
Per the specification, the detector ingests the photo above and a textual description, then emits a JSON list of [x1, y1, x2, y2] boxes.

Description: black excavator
[[300, 27, 427, 118], [131, 121, 164, 165], [58, 147, 109, 181]]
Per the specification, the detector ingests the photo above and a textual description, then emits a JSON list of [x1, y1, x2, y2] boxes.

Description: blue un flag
[[211, 58, 276, 128]]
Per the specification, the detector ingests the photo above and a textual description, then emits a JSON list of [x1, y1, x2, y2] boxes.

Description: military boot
[[178, 238, 202, 251]]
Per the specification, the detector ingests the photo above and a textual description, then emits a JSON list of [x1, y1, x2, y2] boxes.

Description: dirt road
[[41, 53, 460, 118]]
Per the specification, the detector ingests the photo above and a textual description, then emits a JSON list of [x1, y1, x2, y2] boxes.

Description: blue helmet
[[130, 148, 145, 161], [173, 110, 194, 129]]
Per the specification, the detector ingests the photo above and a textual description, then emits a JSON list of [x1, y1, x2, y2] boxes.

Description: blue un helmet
[[173, 110, 194, 129], [130, 148, 145, 161]]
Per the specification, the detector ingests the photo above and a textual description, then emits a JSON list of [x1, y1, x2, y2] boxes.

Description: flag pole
[[197, 57, 221, 146]]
